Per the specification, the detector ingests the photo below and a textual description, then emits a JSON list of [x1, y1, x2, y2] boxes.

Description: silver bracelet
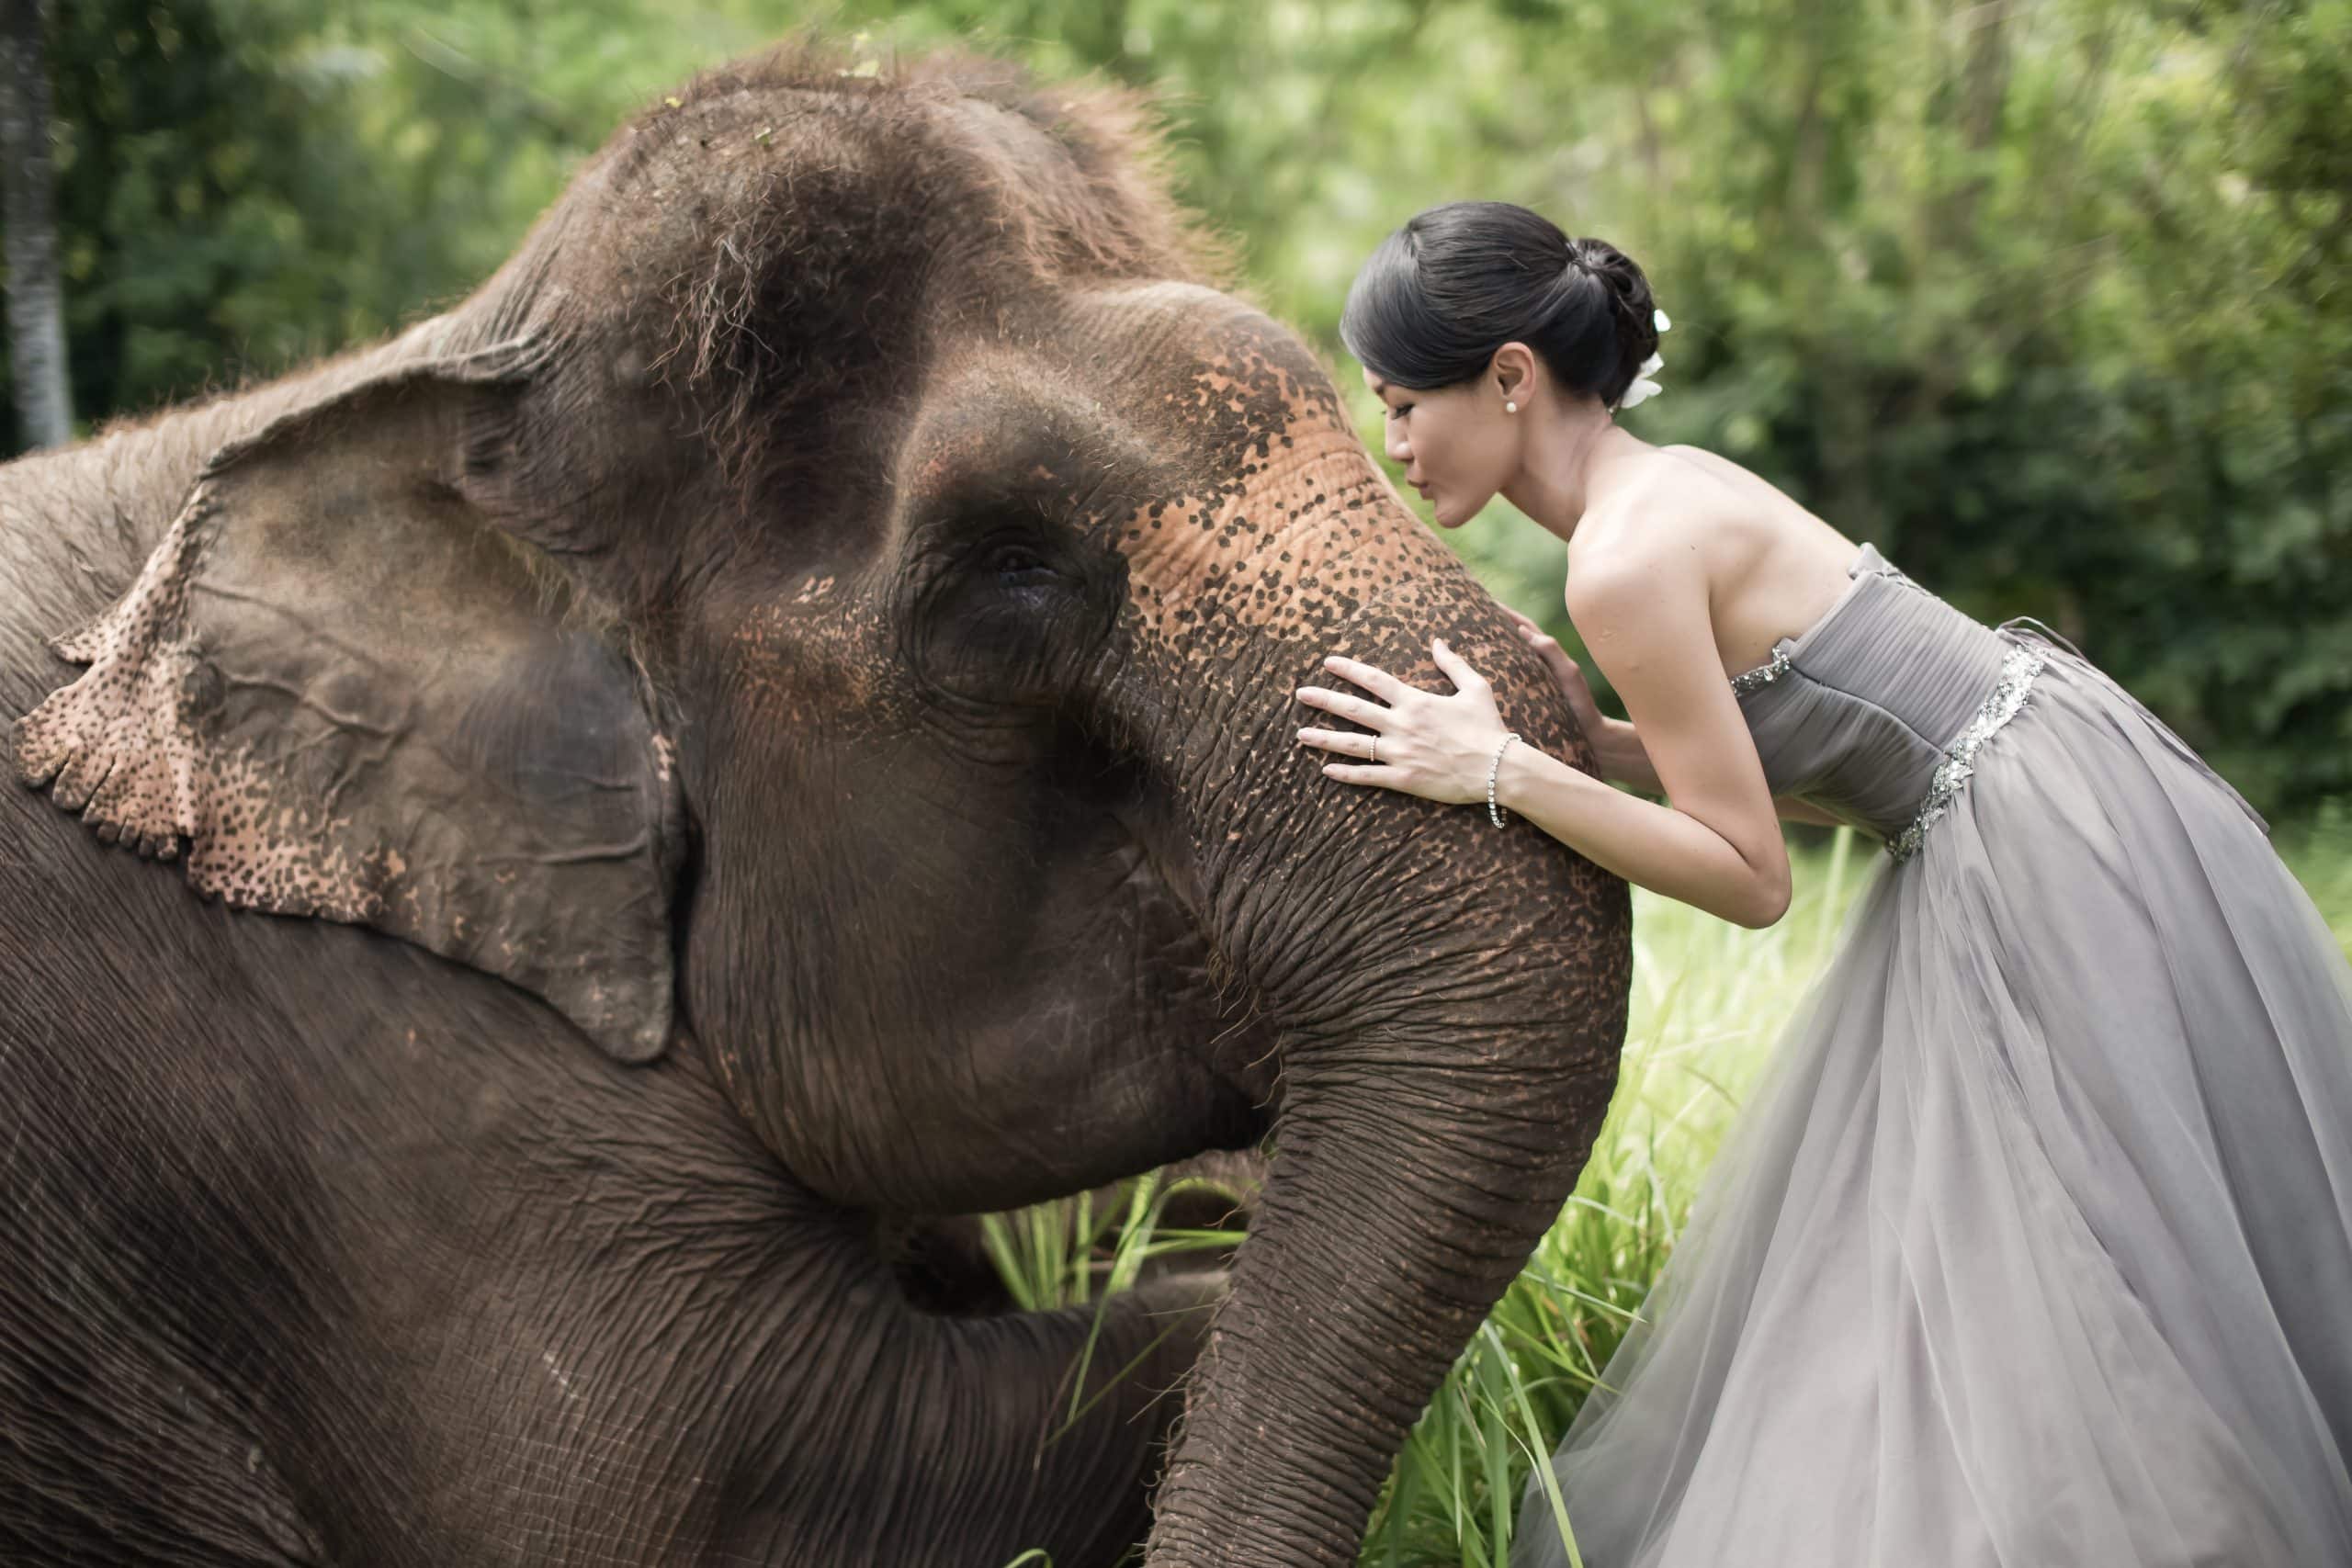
[[1487, 732, 1521, 826]]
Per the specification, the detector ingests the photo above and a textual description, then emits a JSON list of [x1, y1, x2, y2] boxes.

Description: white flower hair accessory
[[1615, 308, 1672, 410]]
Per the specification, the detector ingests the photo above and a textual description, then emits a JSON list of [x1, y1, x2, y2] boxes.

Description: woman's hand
[[1295, 637, 1515, 807], [1499, 603, 1604, 736]]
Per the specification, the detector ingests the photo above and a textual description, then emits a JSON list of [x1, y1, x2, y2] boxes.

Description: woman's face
[[1361, 364, 1520, 529]]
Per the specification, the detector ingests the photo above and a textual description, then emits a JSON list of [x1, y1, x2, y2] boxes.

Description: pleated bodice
[[1731, 543, 2040, 851]]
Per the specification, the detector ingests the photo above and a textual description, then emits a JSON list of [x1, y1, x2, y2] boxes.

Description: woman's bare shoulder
[[1567, 446, 1749, 580], [1564, 483, 1720, 620], [1656, 442, 1752, 481], [1647, 444, 1856, 570], [1570, 444, 1862, 673], [1656, 444, 1826, 524]]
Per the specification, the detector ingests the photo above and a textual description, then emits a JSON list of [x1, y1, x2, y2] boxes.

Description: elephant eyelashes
[[987, 541, 1062, 590]]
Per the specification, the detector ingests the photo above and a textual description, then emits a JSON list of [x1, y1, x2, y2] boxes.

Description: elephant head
[[14, 38, 1629, 1564]]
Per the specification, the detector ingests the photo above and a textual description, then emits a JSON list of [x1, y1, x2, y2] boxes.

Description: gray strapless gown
[[1513, 544, 2352, 1567]]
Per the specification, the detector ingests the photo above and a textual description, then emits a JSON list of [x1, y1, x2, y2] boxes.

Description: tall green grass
[[990, 819, 2352, 1567]]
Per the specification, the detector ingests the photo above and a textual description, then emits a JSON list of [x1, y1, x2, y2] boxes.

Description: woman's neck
[[1500, 413, 1645, 544]]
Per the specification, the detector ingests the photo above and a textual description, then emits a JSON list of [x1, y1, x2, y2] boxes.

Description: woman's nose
[[1385, 426, 1412, 465]]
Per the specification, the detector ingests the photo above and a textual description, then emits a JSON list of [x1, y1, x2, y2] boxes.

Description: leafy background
[[9, 0, 2348, 809]]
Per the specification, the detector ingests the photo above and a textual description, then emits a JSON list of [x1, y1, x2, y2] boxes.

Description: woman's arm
[[1774, 795, 1846, 827], [1598, 715, 1837, 826], [1501, 552, 1793, 927], [1498, 603, 1662, 791], [1585, 715, 1658, 790], [1499, 601, 1826, 825], [1294, 546, 1797, 927], [1490, 745, 1789, 927]]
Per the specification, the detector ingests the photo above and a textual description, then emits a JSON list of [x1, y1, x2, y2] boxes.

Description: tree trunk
[[1, 0, 73, 450]]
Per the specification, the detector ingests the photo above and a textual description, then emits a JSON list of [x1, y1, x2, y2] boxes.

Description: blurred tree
[[0, 0, 384, 441], [0, 0, 72, 446]]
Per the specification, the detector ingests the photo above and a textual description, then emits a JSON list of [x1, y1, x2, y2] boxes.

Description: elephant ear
[[14, 344, 683, 1062]]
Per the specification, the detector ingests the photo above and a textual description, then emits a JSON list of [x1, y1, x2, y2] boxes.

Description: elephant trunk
[[1146, 1039, 1606, 1561], [1138, 614, 1633, 1563]]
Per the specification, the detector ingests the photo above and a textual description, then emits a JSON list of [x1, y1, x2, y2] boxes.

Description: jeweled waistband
[[1886, 642, 2048, 863]]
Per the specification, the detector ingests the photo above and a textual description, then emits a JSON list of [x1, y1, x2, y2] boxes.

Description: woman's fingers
[[1317, 761, 1402, 788], [1502, 604, 1554, 642], [1430, 637, 1489, 693], [1295, 727, 1378, 758], [1294, 685, 1388, 728], [1511, 618, 1562, 654], [1507, 617, 1582, 688], [1316, 654, 1408, 704], [1510, 621, 1579, 682]]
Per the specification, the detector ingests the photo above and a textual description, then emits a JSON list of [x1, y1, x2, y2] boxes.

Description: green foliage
[[11, 0, 376, 425], [1, 0, 754, 434], [8, 0, 2343, 807]]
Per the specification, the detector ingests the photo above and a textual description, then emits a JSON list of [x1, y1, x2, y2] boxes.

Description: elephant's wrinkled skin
[[0, 39, 1630, 1567]]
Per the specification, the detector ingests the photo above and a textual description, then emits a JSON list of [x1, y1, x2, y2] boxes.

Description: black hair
[[1338, 200, 1659, 407]]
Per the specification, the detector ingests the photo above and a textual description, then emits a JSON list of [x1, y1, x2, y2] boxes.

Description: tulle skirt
[[1514, 636, 2352, 1567]]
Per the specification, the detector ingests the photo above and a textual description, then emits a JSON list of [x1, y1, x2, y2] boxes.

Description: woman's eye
[[1388, 403, 1413, 420]]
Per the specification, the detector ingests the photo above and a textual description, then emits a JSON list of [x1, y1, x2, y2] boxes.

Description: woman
[[1295, 200, 2352, 1567]]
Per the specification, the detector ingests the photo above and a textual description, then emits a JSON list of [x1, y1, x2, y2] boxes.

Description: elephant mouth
[[873, 740, 1283, 1211]]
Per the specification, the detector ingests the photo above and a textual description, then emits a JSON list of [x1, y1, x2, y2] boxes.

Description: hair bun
[[1340, 201, 1661, 409], [1567, 237, 1660, 400]]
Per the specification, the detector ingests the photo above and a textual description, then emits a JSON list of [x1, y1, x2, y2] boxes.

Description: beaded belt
[[1886, 644, 2048, 862]]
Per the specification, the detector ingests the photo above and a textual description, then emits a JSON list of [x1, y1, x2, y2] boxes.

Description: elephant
[[0, 34, 1631, 1568]]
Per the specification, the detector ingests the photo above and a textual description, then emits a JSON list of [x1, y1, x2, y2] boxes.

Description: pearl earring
[[1505, 400, 1518, 413]]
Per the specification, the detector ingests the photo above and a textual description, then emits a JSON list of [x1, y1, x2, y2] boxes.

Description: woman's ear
[[14, 343, 684, 1063], [1489, 341, 1539, 410]]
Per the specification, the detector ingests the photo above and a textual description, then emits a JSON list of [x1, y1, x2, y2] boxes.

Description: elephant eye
[[985, 538, 1061, 588]]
